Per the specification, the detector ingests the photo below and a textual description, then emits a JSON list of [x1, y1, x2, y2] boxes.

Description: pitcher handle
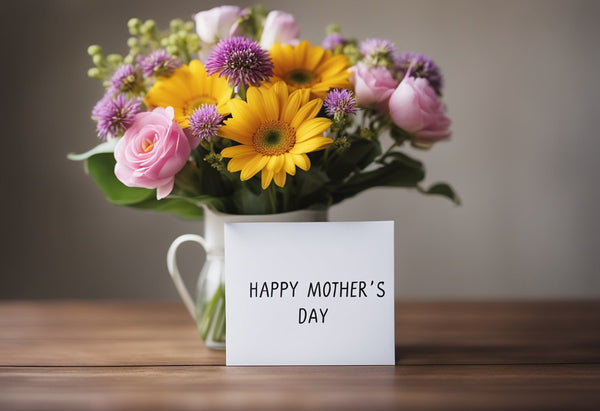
[[167, 234, 208, 321]]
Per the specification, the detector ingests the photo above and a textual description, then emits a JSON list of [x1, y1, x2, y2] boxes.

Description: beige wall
[[1, 0, 599, 299]]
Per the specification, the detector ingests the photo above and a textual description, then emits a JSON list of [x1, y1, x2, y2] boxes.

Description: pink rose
[[350, 63, 398, 113], [114, 107, 197, 199], [388, 77, 451, 143], [260, 10, 300, 50], [194, 6, 243, 44]]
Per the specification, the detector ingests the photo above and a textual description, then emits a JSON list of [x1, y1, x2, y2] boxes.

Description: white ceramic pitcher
[[166, 206, 327, 349]]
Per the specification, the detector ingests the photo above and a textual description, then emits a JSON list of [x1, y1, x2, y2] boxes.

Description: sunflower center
[[184, 96, 218, 116], [284, 69, 317, 87], [253, 120, 296, 155]]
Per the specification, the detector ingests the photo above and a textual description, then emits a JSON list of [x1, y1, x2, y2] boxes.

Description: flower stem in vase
[[197, 284, 226, 342]]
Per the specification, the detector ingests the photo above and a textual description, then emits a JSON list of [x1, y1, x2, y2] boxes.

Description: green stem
[[282, 186, 290, 212], [267, 184, 278, 213], [212, 288, 226, 343], [377, 142, 399, 164], [182, 46, 191, 64], [197, 286, 224, 340], [323, 146, 331, 165], [237, 82, 247, 101]]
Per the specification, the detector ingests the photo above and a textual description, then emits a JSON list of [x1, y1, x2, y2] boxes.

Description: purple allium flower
[[110, 64, 144, 94], [396, 52, 443, 95], [360, 38, 399, 68], [322, 33, 347, 50], [324, 89, 357, 117], [188, 104, 223, 140], [92, 94, 142, 140], [205, 36, 273, 88], [139, 50, 181, 78]]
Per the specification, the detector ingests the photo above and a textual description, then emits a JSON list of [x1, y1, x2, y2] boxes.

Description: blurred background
[[1, 0, 599, 300]]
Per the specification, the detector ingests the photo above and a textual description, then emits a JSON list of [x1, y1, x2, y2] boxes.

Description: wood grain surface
[[1, 301, 599, 410]]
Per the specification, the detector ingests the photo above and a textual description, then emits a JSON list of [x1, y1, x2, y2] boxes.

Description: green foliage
[[330, 151, 426, 204], [326, 138, 382, 183], [86, 153, 155, 205], [420, 183, 461, 205], [85, 153, 212, 219], [87, 17, 200, 85]]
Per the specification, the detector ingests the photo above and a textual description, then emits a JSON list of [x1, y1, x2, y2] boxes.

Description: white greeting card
[[224, 221, 395, 366]]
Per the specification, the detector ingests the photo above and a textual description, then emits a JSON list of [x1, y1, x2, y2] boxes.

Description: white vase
[[167, 205, 328, 350]]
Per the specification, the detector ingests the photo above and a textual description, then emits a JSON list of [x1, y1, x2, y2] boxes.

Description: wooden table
[[1, 301, 599, 410]]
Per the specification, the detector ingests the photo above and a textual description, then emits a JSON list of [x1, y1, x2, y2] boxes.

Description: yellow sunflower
[[144, 60, 233, 128], [220, 82, 333, 189], [268, 40, 352, 99]]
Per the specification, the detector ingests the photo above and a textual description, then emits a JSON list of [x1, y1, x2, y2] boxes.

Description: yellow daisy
[[144, 60, 233, 128], [268, 40, 352, 99], [220, 82, 333, 189]]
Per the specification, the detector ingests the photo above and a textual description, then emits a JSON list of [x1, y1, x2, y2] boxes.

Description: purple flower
[[139, 50, 181, 78], [324, 89, 357, 117], [188, 105, 223, 140], [92, 94, 142, 140], [360, 38, 399, 68], [109, 64, 144, 95], [205, 36, 273, 88], [322, 33, 347, 50], [395, 52, 443, 96]]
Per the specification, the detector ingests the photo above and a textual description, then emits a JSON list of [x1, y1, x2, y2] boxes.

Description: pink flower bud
[[350, 63, 397, 113], [260, 10, 300, 50], [388, 77, 451, 143], [114, 107, 197, 199], [194, 6, 243, 44]]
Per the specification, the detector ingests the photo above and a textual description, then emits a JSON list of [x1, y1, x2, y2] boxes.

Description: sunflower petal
[[283, 153, 296, 175], [296, 118, 333, 142], [272, 82, 288, 119], [290, 136, 333, 154], [241, 155, 270, 181], [282, 90, 303, 124], [220, 145, 256, 158], [304, 45, 325, 71], [273, 170, 287, 187], [290, 99, 323, 130], [219, 122, 253, 145], [295, 41, 310, 63], [246, 87, 269, 123], [292, 153, 311, 171], [227, 99, 260, 130], [259, 86, 280, 120], [261, 168, 274, 189], [226, 153, 256, 172], [266, 155, 285, 173]]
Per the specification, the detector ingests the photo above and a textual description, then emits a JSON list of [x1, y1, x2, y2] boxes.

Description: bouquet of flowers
[[70, 5, 459, 218]]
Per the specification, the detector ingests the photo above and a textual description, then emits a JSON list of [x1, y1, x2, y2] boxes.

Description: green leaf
[[232, 184, 271, 215], [86, 153, 155, 205], [294, 168, 332, 209], [67, 139, 118, 161], [389, 124, 411, 145], [85, 153, 226, 219], [296, 168, 329, 198], [381, 151, 424, 169], [326, 138, 382, 183], [421, 183, 462, 205], [332, 153, 425, 204], [130, 196, 210, 220]]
